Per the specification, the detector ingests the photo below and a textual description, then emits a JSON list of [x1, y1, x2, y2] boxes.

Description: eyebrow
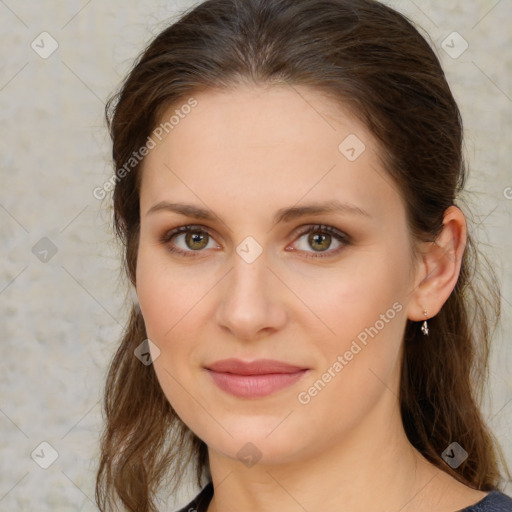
[[146, 199, 371, 224]]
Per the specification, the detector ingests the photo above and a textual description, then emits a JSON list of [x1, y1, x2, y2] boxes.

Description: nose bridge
[[215, 240, 287, 339], [227, 243, 270, 307], [231, 243, 269, 295], [227, 233, 269, 293]]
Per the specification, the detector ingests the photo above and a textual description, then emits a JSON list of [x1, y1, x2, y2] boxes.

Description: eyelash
[[159, 224, 350, 259]]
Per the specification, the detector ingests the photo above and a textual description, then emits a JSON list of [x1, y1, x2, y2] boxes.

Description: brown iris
[[185, 231, 209, 250], [308, 232, 331, 252]]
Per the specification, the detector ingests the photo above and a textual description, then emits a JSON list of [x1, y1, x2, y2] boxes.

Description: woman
[[96, 0, 512, 511]]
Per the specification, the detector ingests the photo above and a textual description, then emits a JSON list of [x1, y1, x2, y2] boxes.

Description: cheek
[[293, 245, 410, 403], [136, 239, 205, 338], [293, 304, 407, 446], [287, 244, 409, 343], [136, 245, 208, 426], [135, 241, 219, 390], [136, 256, 173, 339]]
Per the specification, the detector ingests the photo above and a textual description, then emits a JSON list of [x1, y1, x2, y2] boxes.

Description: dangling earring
[[421, 309, 429, 336]]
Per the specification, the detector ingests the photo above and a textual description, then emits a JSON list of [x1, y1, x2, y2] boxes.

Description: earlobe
[[407, 205, 467, 323]]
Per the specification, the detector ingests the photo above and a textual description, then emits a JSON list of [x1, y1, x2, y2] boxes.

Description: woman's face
[[136, 84, 418, 465]]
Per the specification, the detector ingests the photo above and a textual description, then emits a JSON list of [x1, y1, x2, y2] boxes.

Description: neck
[[205, 389, 440, 512]]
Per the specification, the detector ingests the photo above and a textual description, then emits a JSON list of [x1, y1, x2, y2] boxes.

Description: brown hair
[[96, 0, 510, 510]]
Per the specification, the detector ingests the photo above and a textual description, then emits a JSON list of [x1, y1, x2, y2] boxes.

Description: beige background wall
[[1, 1, 511, 510]]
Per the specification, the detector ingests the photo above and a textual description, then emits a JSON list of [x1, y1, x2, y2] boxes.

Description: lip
[[205, 358, 308, 375], [205, 358, 309, 398]]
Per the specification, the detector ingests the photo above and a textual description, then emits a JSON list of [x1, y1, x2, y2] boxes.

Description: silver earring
[[421, 310, 429, 336]]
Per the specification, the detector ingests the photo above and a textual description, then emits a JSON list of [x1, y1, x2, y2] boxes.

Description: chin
[[203, 418, 312, 466]]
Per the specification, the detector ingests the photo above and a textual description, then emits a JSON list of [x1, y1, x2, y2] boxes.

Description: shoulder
[[174, 481, 214, 512], [457, 490, 512, 512]]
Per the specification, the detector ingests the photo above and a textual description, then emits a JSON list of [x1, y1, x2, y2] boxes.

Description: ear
[[406, 205, 467, 322]]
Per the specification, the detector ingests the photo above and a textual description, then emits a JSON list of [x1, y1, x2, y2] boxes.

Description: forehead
[[139, 84, 403, 221]]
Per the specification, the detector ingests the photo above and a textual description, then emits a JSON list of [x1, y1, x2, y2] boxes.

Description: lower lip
[[205, 369, 309, 398]]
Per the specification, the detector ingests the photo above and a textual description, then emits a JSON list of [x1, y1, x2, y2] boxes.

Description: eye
[[288, 224, 350, 259], [159, 225, 219, 258], [160, 224, 350, 259]]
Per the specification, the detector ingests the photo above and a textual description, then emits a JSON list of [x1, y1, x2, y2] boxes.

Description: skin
[[136, 84, 488, 512]]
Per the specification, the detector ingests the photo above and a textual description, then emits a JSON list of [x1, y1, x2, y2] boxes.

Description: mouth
[[204, 358, 310, 398]]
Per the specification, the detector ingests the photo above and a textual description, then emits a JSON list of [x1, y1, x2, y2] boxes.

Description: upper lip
[[205, 358, 308, 375]]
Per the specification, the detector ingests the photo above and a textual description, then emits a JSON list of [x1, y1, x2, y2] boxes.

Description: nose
[[215, 248, 288, 341]]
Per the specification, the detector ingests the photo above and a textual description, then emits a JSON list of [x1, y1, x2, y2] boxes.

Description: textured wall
[[1, 1, 511, 510]]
